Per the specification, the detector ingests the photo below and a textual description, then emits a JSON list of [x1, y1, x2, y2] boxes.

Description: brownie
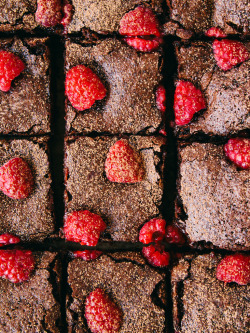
[[0, 137, 55, 241], [0, 251, 61, 332], [174, 41, 250, 137], [171, 253, 250, 332], [64, 135, 165, 242], [65, 39, 163, 134], [176, 142, 249, 250], [0, 37, 51, 135], [67, 252, 167, 332], [166, 0, 250, 35], [67, 0, 163, 34]]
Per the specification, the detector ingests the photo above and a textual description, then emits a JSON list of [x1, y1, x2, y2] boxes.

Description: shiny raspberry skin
[[224, 138, 250, 169], [0, 249, 35, 283], [74, 250, 102, 261], [213, 39, 249, 71], [165, 225, 185, 245], [0, 157, 34, 199], [0, 50, 25, 92], [85, 288, 122, 333], [216, 254, 250, 285], [64, 210, 106, 247], [156, 85, 166, 112], [142, 244, 170, 267], [65, 65, 106, 111], [105, 139, 145, 183], [0, 234, 20, 247], [174, 80, 206, 126], [124, 36, 163, 52], [35, 0, 63, 27], [205, 27, 227, 38], [119, 6, 161, 37], [139, 218, 166, 244]]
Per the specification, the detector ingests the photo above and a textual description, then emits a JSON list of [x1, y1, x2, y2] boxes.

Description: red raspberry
[[139, 218, 166, 244], [205, 27, 227, 38], [213, 39, 249, 71], [85, 288, 122, 333], [65, 65, 106, 111], [224, 138, 250, 169], [156, 85, 166, 113], [0, 234, 20, 247], [105, 139, 145, 183], [123, 36, 163, 52], [0, 50, 25, 92], [142, 244, 170, 267], [35, 0, 63, 27], [174, 80, 206, 126], [0, 249, 35, 283], [165, 225, 185, 245], [0, 157, 34, 199], [74, 250, 102, 261], [216, 254, 250, 285], [159, 129, 167, 136], [64, 210, 106, 247]]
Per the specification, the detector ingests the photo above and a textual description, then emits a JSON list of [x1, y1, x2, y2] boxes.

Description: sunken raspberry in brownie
[[176, 142, 249, 250], [65, 38, 164, 134], [0, 37, 51, 135], [172, 253, 250, 333], [67, 252, 167, 332], [0, 137, 55, 241], [64, 135, 165, 242]]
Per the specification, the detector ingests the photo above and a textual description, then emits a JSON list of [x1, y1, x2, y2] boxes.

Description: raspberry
[[224, 138, 250, 169], [74, 250, 102, 261], [159, 129, 167, 136], [165, 225, 185, 245], [0, 249, 35, 283], [105, 139, 145, 183], [0, 157, 34, 199], [142, 244, 170, 267], [139, 218, 166, 244], [64, 210, 106, 247], [174, 80, 206, 126], [85, 288, 122, 333], [123, 36, 163, 52], [0, 234, 20, 247], [35, 0, 63, 27], [213, 39, 249, 71], [0, 50, 25, 92], [65, 65, 106, 111], [156, 85, 166, 112], [216, 254, 250, 285], [205, 27, 227, 38]]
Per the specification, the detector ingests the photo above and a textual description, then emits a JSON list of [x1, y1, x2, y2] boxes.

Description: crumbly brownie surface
[[65, 39, 163, 134], [172, 253, 250, 332], [67, 252, 166, 332], [0, 252, 61, 332], [177, 143, 249, 250], [0, 138, 55, 241], [0, 37, 51, 135], [174, 42, 250, 137], [64, 135, 165, 242]]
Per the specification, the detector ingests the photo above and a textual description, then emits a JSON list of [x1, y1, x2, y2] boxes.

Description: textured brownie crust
[[167, 0, 250, 35], [177, 143, 249, 250], [68, 0, 163, 34], [172, 253, 250, 332], [0, 137, 55, 241], [65, 39, 163, 134], [0, 252, 61, 332], [67, 252, 166, 332], [174, 42, 250, 137], [64, 135, 165, 242], [0, 37, 51, 135]]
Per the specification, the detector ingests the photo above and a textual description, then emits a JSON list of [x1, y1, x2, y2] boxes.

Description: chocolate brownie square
[[176, 142, 249, 250], [67, 252, 167, 332], [0, 251, 61, 332], [64, 135, 165, 242], [65, 39, 163, 134], [174, 41, 249, 137], [0, 37, 51, 135], [171, 253, 250, 332], [0, 137, 55, 241]]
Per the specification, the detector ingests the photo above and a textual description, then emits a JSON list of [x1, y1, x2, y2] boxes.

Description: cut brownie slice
[[174, 41, 249, 137], [67, 252, 167, 332], [0, 137, 55, 241], [176, 142, 249, 250], [172, 253, 250, 332], [64, 135, 165, 242], [0, 251, 61, 332], [65, 39, 163, 134], [0, 37, 51, 135]]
